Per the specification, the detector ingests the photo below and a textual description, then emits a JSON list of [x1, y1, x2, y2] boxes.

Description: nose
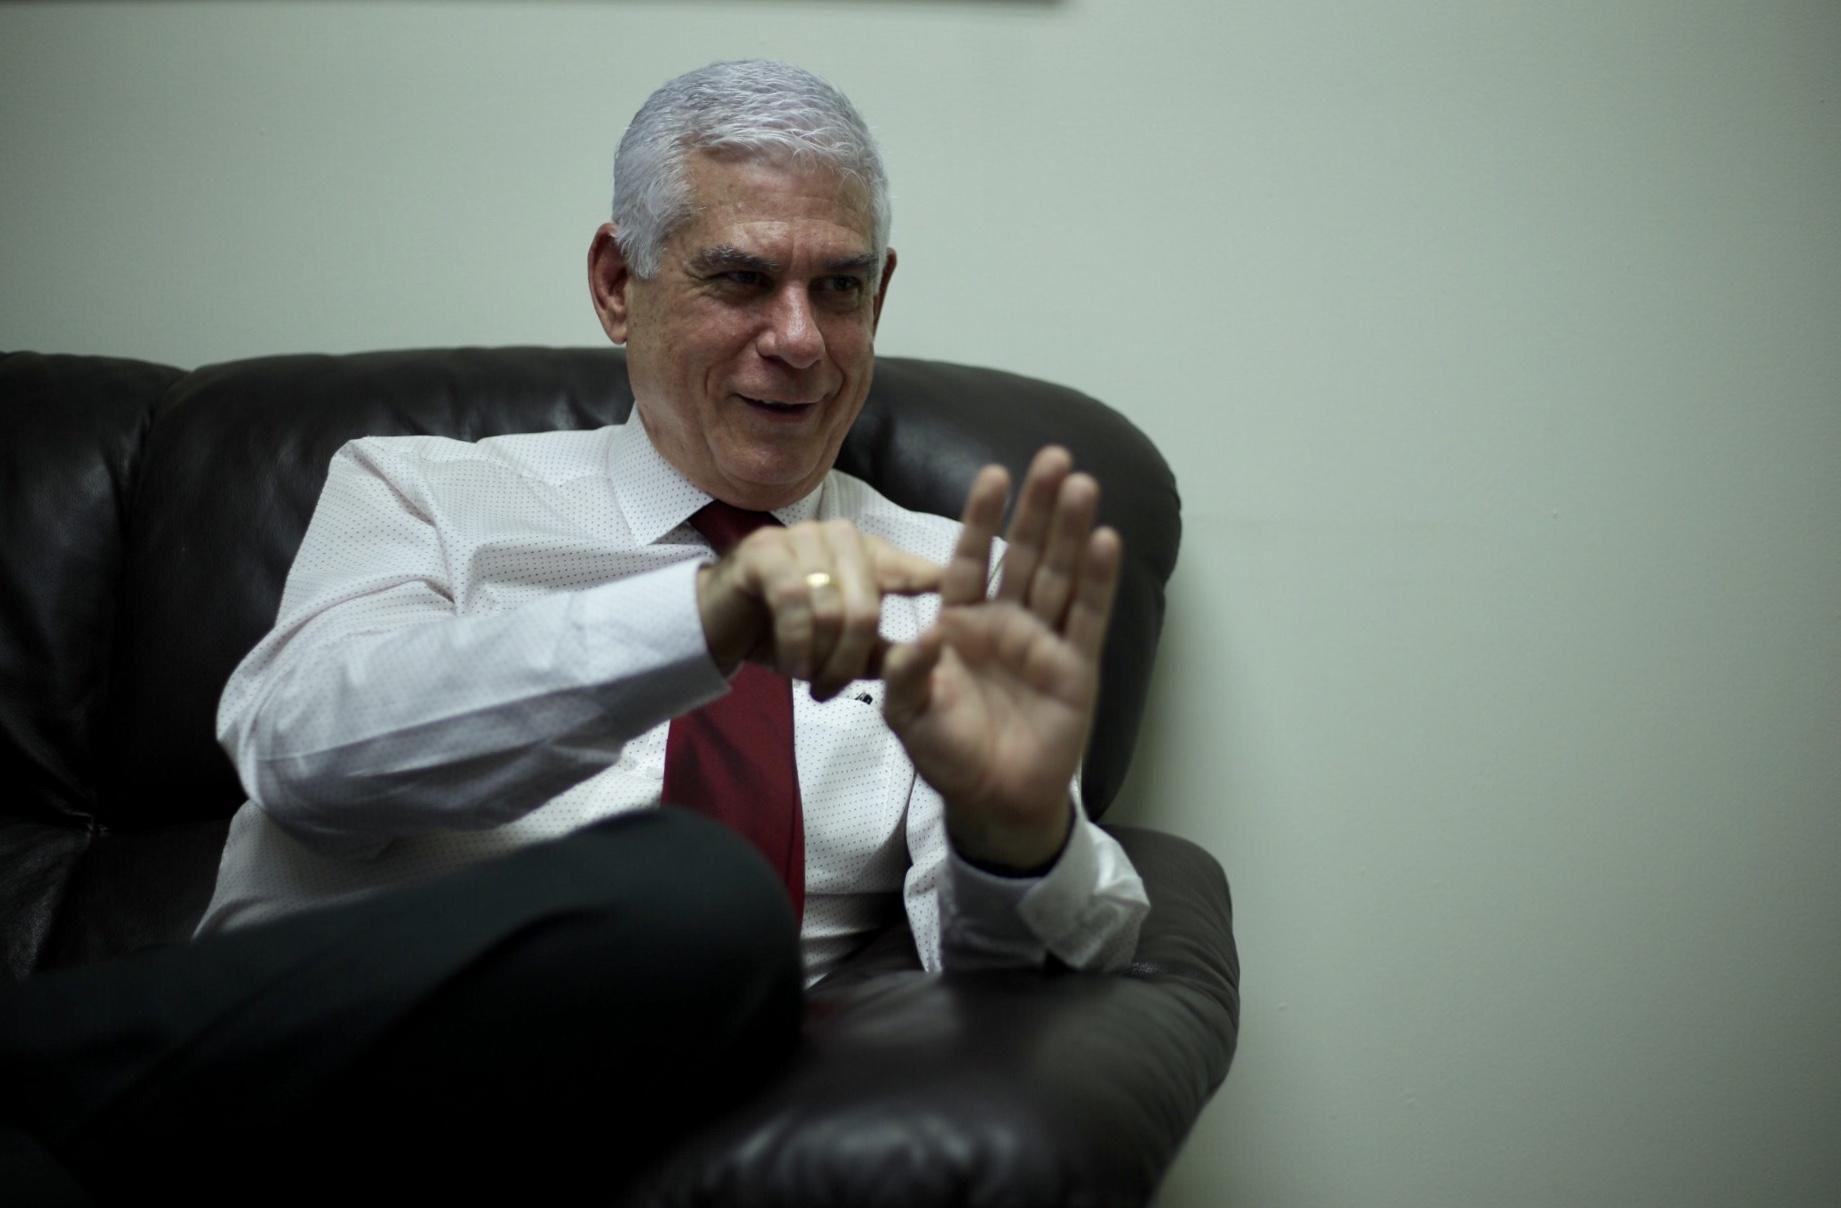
[[757, 284, 824, 370]]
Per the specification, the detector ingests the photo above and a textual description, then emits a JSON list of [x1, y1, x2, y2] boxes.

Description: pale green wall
[[5, 2, 1838, 1204]]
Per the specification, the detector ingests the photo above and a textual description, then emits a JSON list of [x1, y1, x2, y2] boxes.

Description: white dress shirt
[[197, 416, 1147, 983]]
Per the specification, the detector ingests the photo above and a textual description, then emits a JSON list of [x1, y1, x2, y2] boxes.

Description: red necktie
[[663, 502, 805, 922]]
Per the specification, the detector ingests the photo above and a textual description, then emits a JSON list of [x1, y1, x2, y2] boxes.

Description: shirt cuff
[[941, 809, 1106, 970]]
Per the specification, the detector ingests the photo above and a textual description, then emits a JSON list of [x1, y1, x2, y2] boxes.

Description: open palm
[[882, 451, 1121, 871]]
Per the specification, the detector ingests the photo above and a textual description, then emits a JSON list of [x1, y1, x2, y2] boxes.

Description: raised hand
[[882, 447, 1123, 871], [697, 521, 944, 702]]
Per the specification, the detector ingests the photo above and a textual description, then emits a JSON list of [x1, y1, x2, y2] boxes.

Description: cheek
[[824, 316, 876, 363], [677, 318, 753, 374]]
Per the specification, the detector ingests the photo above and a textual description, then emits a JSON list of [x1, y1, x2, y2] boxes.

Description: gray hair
[[611, 60, 891, 279]]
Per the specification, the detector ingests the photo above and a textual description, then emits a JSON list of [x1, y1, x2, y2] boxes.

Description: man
[[199, 57, 1145, 980], [2, 60, 1147, 1196]]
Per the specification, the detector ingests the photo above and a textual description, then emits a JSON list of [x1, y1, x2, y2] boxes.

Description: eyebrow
[[688, 245, 780, 276], [686, 245, 879, 278], [821, 253, 880, 276]]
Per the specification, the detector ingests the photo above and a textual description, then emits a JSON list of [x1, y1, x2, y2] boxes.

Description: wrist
[[947, 798, 1075, 875]]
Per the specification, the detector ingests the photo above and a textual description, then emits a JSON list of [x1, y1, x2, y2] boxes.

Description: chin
[[725, 442, 823, 482], [734, 472, 821, 505], [707, 456, 810, 504]]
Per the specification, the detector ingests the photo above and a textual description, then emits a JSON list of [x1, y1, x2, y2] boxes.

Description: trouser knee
[[321, 810, 805, 1190], [389, 807, 801, 1071]]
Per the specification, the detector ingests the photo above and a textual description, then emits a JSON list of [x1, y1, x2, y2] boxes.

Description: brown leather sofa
[[0, 346, 1239, 1205]]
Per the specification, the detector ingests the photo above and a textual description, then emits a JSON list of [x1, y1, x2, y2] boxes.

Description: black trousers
[[0, 809, 804, 1202]]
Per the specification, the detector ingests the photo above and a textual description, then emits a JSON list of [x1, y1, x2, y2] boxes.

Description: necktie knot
[[690, 500, 779, 555]]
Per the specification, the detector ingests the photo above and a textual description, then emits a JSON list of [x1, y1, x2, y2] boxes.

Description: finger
[[812, 521, 884, 699], [1026, 472, 1100, 628], [880, 627, 944, 730], [1063, 526, 1123, 662], [995, 447, 1072, 604], [867, 538, 945, 596], [863, 635, 895, 680], [943, 465, 1009, 607], [765, 526, 831, 682]]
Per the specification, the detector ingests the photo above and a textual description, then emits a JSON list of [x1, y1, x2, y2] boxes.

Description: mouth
[[738, 394, 819, 418]]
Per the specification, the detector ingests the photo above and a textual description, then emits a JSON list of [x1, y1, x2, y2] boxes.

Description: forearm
[[220, 560, 725, 852]]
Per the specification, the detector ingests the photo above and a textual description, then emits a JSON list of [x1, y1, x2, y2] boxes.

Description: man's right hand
[[696, 521, 944, 700]]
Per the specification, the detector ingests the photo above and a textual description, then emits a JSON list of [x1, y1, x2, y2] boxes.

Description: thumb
[[880, 626, 944, 730]]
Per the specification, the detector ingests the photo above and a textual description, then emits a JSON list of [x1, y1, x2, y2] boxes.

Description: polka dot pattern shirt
[[199, 418, 1148, 982]]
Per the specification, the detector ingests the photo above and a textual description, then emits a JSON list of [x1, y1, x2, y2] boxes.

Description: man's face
[[592, 150, 895, 511]]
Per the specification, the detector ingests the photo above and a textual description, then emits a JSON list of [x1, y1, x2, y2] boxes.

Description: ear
[[871, 247, 898, 332], [588, 223, 634, 344]]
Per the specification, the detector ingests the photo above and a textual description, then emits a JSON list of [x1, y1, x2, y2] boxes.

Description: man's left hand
[[882, 447, 1122, 872]]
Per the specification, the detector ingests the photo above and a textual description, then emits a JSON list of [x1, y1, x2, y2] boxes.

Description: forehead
[[670, 150, 876, 262]]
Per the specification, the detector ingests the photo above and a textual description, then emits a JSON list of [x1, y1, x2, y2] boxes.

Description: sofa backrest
[[0, 346, 1180, 976]]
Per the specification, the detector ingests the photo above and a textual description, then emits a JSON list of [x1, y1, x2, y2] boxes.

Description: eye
[[817, 275, 865, 297], [720, 270, 768, 288]]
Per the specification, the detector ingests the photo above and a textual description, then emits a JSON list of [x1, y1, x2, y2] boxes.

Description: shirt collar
[[610, 412, 825, 546]]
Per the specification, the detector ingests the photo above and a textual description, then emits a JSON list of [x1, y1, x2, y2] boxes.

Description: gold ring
[[804, 571, 834, 591]]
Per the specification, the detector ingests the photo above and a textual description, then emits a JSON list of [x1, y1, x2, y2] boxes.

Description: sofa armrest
[[621, 826, 1239, 1208]]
